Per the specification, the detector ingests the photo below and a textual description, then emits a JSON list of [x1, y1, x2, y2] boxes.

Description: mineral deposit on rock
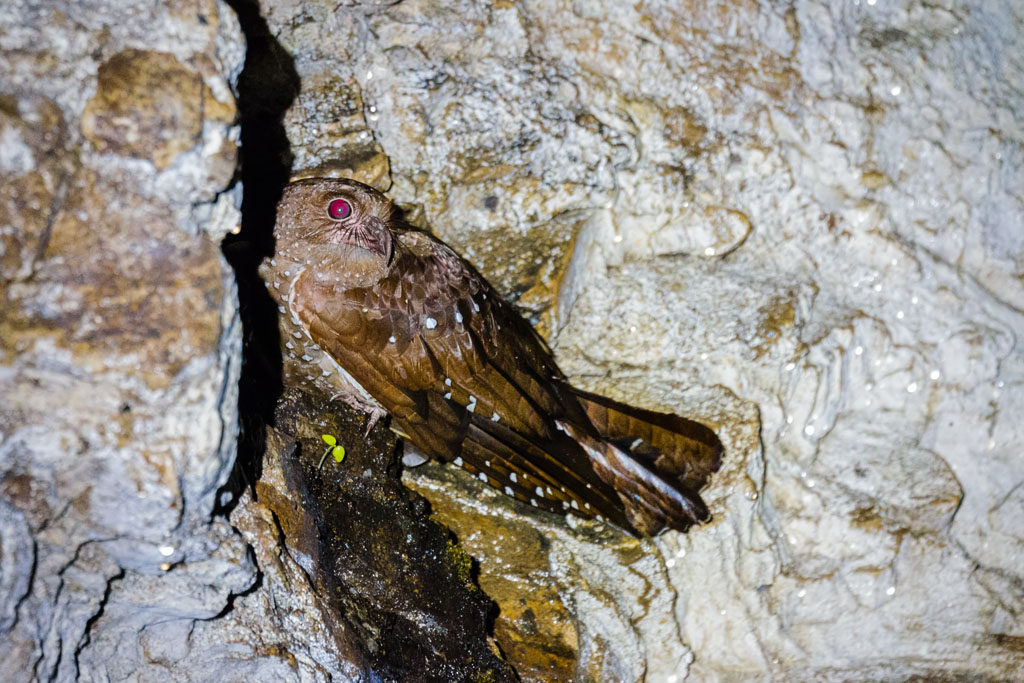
[[261, 0, 1024, 679], [3, 0, 1022, 681]]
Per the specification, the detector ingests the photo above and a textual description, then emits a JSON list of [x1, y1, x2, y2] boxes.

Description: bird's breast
[[266, 263, 383, 412]]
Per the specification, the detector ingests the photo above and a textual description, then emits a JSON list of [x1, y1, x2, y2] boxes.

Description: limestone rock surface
[[259, 0, 1024, 679], [0, 1, 256, 680], [3, 0, 1023, 681]]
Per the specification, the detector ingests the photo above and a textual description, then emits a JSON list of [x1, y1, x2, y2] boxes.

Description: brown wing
[[291, 228, 634, 528]]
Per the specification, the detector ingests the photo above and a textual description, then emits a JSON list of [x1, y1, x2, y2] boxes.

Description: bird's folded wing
[[292, 229, 582, 459], [293, 232, 727, 535]]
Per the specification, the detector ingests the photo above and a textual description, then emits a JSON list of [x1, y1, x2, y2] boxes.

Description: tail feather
[[556, 420, 711, 535], [442, 382, 723, 536], [563, 384, 722, 494], [559, 384, 723, 535]]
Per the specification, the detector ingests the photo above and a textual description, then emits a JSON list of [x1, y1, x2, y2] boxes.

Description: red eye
[[327, 199, 351, 220]]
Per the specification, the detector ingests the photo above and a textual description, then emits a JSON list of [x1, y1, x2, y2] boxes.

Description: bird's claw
[[363, 408, 387, 437]]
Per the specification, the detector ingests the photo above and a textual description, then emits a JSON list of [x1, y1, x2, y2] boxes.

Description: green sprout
[[318, 433, 346, 469]]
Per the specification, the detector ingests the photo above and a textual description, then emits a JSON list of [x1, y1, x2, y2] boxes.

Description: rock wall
[[259, 0, 1024, 679], [0, 1, 253, 680], [2, 0, 1022, 681]]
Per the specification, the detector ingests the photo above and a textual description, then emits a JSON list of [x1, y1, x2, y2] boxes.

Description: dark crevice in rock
[[216, 0, 298, 516], [208, 555, 264, 622], [0, 503, 36, 645], [40, 540, 113, 682], [72, 567, 125, 680], [30, 169, 72, 280], [9, 540, 36, 633], [213, 2, 517, 679]]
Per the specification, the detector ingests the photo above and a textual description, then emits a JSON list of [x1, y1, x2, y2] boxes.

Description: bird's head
[[273, 177, 395, 287]]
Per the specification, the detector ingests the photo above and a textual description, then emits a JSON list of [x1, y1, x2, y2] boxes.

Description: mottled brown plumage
[[263, 177, 722, 536]]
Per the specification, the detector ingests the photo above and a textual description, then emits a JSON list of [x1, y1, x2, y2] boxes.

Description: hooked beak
[[362, 216, 392, 259], [332, 215, 391, 261]]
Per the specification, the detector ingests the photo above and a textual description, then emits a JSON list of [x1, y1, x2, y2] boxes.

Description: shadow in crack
[[210, 6, 517, 681], [216, 0, 299, 515]]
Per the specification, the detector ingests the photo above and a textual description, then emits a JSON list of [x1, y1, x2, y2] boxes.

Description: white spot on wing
[[454, 456, 463, 466], [535, 486, 544, 497], [478, 472, 488, 483], [509, 472, 517, 483], [425, 316, 437, 329]]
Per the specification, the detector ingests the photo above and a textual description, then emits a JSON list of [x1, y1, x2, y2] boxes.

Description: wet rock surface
[[2, 0, 1022, 681], [257, 0, 1024, 680], [249, 389, 515, 682], [0, 0, 248, 680]]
